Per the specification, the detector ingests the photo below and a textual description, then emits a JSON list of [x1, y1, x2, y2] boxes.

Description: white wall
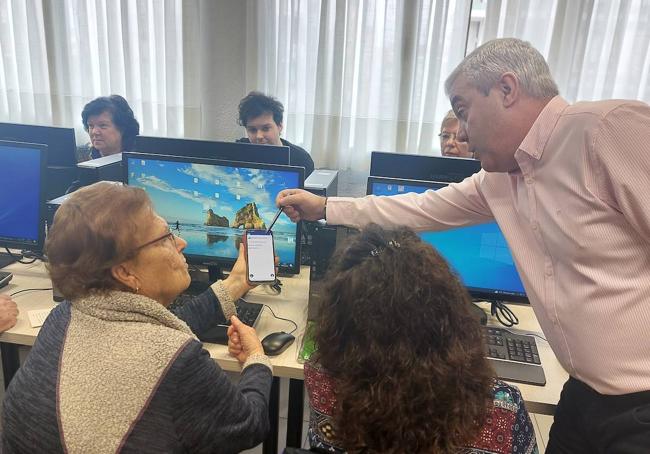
[[183, 0, 249, 142]]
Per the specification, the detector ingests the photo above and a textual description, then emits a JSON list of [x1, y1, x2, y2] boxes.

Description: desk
[[0, 261, 310, 453], [1, 263, 569, 448]]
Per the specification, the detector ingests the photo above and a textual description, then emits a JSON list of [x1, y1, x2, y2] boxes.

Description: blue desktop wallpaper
[[0, 145, 41, 245], [127, 157, 300, 269], [370, 181, 525, 297]]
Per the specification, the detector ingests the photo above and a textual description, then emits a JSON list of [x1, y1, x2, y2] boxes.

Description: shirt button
[[531, 222, 538, 230], [525, 177, 534, 185], [545, 268, 553, 276]]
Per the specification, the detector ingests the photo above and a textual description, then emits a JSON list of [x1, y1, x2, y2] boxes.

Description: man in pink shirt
[[277, 38, 650, 452]]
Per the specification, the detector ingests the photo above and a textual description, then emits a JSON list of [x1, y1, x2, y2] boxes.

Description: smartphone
[[244, 230, 276, 284]]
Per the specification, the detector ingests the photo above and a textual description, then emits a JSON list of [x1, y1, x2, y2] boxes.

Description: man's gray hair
[[445, 38, 559, 98]]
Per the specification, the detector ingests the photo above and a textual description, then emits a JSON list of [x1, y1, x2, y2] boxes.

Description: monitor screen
[[367, 176, 527, 303], [0, 140, 47, 251], [370, 151, 481, 183], [0, 122, 77, 167], [134, 136, 290, 166], [123, 152, 304, 274]]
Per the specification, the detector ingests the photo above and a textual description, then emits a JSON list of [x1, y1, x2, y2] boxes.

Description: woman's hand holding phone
[[221, 232, 281, 302], [221, 244, 255, 301]]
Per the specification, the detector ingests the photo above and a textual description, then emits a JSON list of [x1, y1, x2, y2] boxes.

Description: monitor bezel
[[366, 175, 529, 304], [0, 122, 77, 167], [122, 151, 304, 275], [369, 150, 481, 183], [134, 135, 290, 166], [0, 140, 48, 252], [366, 175, 448, 196]]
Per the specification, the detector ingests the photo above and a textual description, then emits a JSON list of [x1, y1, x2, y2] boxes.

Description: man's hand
[[0, 295, 19, 332], [227, 315, 265, 364], [276, 189, 327, 222]]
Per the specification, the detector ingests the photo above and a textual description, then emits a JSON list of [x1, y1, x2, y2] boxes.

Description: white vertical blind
[[475, 0, 650, 104], [0, 0, 184, 143], [247, 0, 472, 170], [1, 0, 649, 169]]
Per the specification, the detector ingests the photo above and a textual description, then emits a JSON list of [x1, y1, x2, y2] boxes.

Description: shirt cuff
[[326, 196, 361, 228], [210, 280, 236, 319], [243, 353, 273, 373]]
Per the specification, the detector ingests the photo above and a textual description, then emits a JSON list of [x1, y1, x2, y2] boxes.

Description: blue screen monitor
[[367, 176, 527, 303], [123, 152, 304, 274], [0, 140, 47, 252]]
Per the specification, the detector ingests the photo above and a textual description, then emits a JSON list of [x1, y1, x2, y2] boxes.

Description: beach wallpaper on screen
[[127, 157, 300, 269]]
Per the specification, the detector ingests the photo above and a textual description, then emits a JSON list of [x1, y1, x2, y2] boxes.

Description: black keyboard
[[236, 300, 264, 326], [483, 327, 546, 386], [484, 327, 541, 364], [198, 299, 264, 345]]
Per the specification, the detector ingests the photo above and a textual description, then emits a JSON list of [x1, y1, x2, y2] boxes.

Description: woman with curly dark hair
[[305, 224, 537, 453]]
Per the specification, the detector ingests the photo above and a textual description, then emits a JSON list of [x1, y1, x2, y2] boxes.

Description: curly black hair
[[313, 224, 494, 453], [237, 91, 284, 127], [81, 95, 140, 151]]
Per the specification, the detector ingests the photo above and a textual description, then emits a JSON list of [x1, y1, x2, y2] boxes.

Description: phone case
[[245, 230, 276, 283]]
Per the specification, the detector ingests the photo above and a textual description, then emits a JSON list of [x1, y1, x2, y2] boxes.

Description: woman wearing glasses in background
[[2, 182, 272, 453], [439, 109, 477, 159]]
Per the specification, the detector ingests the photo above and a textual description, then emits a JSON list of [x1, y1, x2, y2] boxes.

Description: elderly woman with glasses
[[439, 109, 476, 158], [2, 182, 272, 453]]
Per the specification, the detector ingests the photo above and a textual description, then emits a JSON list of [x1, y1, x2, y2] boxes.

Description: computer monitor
[[0, 122, 77, 167], [367, 176, 527, 303], [123, 152, 304, 274], [0, 140, 48, 266], [370, 151, 481, 183], [134, 135, 290, 166]]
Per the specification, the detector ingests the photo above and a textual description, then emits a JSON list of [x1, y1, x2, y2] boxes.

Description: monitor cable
[[4, 248, 41, 265], [10, 287, 53, 297], [269, 278, 282, 294], [501, 327, 547, 344], [490, 300, 519, 327], [240, 297, 298, 335], [262, 303, 298, 335]]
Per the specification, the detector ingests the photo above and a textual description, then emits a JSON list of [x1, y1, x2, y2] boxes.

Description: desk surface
[[0, 262, 566, 414]]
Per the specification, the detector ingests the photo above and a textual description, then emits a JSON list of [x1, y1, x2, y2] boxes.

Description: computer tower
[[307, 225, 356, 320], [300, 170, 339, 267], [77, 153, 123, 186], [304, 169, 338, 197]]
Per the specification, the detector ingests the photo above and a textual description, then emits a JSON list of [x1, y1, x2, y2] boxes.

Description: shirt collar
[[516, 95, 569, 161]]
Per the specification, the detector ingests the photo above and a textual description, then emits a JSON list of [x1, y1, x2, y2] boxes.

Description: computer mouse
[[261, 331, 295, 356]]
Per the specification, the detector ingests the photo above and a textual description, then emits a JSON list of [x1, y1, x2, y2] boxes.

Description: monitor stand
[[183, 263, 226, 296], [207, 263, 226, 282], [0, 252, 17, 270]]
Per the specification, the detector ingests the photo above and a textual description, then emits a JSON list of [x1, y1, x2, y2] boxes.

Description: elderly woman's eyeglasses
[[134, 230, 178, 252]]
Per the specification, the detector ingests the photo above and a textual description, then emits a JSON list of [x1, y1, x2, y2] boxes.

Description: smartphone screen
[[245, 230, 276, 283]]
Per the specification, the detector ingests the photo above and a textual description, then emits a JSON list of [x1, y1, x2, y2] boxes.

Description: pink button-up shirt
[[327, 96, 650, 395]]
